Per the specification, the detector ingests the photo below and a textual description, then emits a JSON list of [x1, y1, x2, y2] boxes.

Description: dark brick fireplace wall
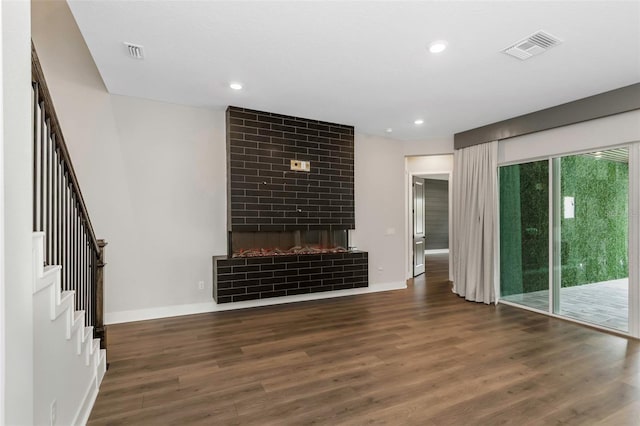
[[214, 252, 368, 303], [227, 106, 355, 232], [214, 107, 367, 304]]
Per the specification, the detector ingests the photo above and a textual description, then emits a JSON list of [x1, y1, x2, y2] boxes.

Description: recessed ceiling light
[[385, 128, 393, 133], [414, 119, 424, 125], [229, 82, 243, 90], [429, 40, 448, 54]]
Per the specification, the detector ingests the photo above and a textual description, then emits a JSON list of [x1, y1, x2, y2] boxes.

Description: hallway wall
[[424, 179, 448, 250]]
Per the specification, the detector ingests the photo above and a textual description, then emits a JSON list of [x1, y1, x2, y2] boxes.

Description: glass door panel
[[500, 160, 550, 311], [553, 148, 629, 332]]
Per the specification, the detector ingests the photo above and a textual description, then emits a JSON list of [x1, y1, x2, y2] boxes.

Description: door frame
[[405, 168, 453, 282], [412, 176, 426, 276], [497, 142, 640, 339]]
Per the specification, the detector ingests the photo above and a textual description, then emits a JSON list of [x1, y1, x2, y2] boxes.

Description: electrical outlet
[[198, 281, 205, 290], [50, 399, 57, 426]]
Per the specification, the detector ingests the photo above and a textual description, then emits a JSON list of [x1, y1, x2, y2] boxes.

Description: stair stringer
[[32, 232, 107, 426]]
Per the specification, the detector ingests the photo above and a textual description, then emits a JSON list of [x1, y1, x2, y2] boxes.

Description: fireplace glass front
[[231, 230, 349, 257]]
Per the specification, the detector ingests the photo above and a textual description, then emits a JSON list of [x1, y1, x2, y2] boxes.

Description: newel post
[[96, 239, 107, 349]]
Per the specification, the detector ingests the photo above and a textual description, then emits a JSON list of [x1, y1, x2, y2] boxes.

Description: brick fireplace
[[213, 106, 368, 303]]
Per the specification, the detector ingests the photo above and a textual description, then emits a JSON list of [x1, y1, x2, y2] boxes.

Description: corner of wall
[[2, 1, 34, 424], [0, 2, 5, 423]]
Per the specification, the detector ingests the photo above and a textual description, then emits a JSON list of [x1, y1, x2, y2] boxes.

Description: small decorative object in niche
[[290, 159, 311, 172]]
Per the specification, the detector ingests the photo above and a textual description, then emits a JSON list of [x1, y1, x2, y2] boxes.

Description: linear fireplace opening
[[231, 230, 348, 257]]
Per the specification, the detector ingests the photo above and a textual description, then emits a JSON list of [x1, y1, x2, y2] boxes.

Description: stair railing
[[31, 43, 107, 348]]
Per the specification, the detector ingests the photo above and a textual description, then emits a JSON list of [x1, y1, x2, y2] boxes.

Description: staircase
[[31, 43, 108, 425], [33, 232, 107, 425]]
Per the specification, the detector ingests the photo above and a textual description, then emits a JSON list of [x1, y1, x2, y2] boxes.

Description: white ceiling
[[68, 1, 640, 141]]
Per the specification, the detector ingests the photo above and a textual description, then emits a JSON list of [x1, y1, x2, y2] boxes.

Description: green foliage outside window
[[499, 154, 628, 296]]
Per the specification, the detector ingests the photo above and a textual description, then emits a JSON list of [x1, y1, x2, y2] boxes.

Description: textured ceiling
[[68, 1, 640, 141]]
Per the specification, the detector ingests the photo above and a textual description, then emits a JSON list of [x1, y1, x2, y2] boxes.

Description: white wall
[[351, 135, 455, 287], [32, 1, 227, 321], [0, 2, 5, 422], [351, 134, 406, 287], [498, 109, 640, 164], [107, 96, 225, 312], [350, 136, 455, 288], [402, 138, 453, 157], [406, 155, 454, 174], [2, 1, 34, 425]]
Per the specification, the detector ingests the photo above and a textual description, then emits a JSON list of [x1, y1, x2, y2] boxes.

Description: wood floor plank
[[88, 254, 640, 425]]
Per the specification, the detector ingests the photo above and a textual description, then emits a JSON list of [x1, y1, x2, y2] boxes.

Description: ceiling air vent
[[502, 30, 562, 60], [124, 42, 144, 59]]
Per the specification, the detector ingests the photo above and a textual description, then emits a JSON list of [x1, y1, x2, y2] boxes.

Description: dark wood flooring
[[89, 254, 640, 425]]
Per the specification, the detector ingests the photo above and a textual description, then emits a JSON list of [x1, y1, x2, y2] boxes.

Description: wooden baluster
[[96, 240, 107, 349], [32, 83, 39, 231], [39, 102, 45, 234]]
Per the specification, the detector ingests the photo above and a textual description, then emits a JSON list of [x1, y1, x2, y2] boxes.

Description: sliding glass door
[[553, 148, 629, 332], [500, 147, 632, 333], [500, 160, 549, 311]]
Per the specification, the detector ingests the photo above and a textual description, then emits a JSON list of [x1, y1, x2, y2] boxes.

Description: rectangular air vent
[[502, 30, 562, 60], [124, 42, 144, 59]]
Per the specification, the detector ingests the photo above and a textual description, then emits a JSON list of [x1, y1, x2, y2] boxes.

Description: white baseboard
[[105, 281, 407, 325]]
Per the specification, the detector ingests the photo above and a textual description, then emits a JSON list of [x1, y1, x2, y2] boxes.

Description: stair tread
[[61, 290, 75, 299], [73, 311, 84, 325], [42, 265, 62, 274]]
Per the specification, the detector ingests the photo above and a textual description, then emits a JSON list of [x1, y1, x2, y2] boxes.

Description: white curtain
[[452, 141, 499, 304]]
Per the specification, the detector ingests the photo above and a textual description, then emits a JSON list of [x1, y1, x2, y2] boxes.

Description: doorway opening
[[405, 155, 453, 281]]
